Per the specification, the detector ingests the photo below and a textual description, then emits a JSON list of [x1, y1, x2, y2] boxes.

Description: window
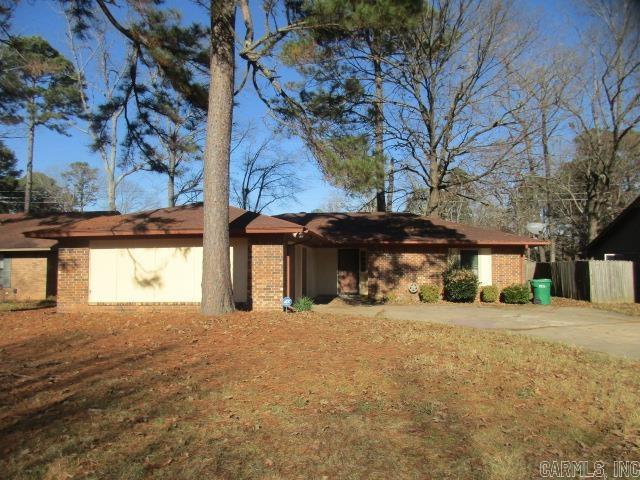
[[459, 249, 479, 275], [0, 255, 10, 288]]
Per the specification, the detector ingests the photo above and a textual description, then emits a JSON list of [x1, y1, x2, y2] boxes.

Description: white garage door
[[88, 238, 247, 303]]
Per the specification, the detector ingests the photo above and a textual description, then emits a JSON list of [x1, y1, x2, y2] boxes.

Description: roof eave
[[26, 227, 304, 239], [317, 239, 548, 247], [0, 247, 52, 252]]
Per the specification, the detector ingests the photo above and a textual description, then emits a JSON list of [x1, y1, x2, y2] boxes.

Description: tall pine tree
[[0, 142, 20, 212], [61, 0, 327, 314], [0, 36, 83, 212], [281, 0, 423, 211]]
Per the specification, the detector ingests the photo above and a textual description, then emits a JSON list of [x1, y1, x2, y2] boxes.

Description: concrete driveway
[[315, 302, 640, 360]]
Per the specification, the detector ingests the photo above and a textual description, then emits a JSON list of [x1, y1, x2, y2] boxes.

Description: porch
[[284, 244, 511, 303], [285, 246, 368, 300]]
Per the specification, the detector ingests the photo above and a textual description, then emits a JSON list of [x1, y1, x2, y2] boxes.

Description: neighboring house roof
[[0, 211, 118, 251], [25, 204, 305, 238], [275, 211, 547, 246], [585, 195, 640, 253]]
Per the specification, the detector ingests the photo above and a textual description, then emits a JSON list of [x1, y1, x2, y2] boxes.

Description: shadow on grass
[[0, 299, 56, 313], [1, 312, 638, 479]]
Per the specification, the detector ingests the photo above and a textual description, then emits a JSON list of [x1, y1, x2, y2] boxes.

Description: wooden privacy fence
[[525, 260, 635, 303]]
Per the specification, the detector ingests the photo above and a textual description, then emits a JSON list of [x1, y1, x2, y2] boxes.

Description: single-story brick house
[[276, 212, 546, 302], [0, 212, 116, 301], [26, 204, 545, 311]]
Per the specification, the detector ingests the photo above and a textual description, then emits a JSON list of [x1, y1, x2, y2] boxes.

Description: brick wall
[[367, 245, 524, 302], [249, 236, 285, 311], [57, 244, 90, 312], [367, 246, 448, 302], [491, 246, 524, 288], [0, 253, 50, 301]]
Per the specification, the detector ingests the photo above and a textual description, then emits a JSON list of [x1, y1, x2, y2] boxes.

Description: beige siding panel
[[88, 244, 118, 302], [478, 248, 492, 286], [89, 238, 210, 303], [313, 248, 338, 296], [306, 248, 316, 296], [89, 238, 246, 303]]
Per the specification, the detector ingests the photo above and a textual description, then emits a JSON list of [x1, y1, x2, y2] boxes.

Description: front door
[[338, 249, 359, 295]]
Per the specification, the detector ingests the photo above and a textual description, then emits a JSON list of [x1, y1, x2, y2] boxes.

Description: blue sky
[[4, 0, 583, 214], [4, 0, 336, 214]]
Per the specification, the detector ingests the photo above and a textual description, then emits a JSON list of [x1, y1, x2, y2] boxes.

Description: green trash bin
[[530, 279, 552, 305]]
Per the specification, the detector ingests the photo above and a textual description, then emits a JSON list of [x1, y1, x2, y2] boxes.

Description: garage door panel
[[115, 248, 158, 302], [89, 239, 204, 303], [88, 247, 117, 302], [155, 246, 199, 302]]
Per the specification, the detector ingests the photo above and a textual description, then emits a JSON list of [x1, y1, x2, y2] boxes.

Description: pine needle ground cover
[[1, 309, 638, 479]]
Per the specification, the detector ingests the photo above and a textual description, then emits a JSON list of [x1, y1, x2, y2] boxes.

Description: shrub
[[443, 267, 479, 302], [480, 285, 499, 303], [293, 296, 314, 312], [501, 284, 530, 304], [419, 284, 440, 303]]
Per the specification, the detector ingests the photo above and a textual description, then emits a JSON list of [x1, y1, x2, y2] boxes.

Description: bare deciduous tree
[[388, 0, 534, 216], [561, 0, 640, 244], [508, 51, 575, 261], [64, 11, 142, 211], [232, 135, 298, 213]]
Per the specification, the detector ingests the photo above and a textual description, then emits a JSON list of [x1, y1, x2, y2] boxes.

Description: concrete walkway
[[315, 303, 640, 360]]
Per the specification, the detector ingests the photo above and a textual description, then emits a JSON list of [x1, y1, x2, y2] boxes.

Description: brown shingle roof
[[275, 212, 547, 246], [585, 194, 640, 253], [25, 204, 304, 238], [0, 211, 118, 250]]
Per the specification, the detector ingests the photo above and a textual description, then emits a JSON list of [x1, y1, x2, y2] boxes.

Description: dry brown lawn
[[0, 308, 639, 479], [550, 296, 640, 317]]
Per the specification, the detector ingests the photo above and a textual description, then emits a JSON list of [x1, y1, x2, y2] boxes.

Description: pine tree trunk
[[24, 120, 35, 213], [372, 41, 386, 212], [107, 113, 119, 212], [168, 151, 176, 207], [201, 0, 235, 315]]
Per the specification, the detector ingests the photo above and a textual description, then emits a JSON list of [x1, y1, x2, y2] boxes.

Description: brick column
[[248, 236, 285, 311], [57, 244, 90, 313]]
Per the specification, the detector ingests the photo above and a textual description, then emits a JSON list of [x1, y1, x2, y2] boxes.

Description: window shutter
[[0, 256, 11, 288]]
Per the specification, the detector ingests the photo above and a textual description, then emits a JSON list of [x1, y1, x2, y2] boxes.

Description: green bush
[[419, 284, 440, 303], [443, 267, 479, 302], [480, 285, 499, 303], [293, 296, 314, 312], [501, 284, 530, 304]]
